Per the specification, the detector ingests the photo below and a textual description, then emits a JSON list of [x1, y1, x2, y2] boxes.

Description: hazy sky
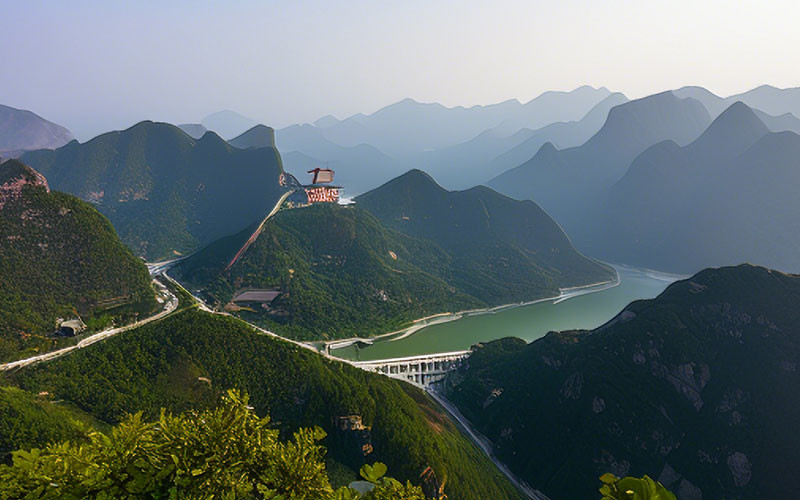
[[4, 0, 799, 140]]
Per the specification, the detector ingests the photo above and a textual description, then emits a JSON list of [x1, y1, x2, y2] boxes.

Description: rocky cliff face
[[446, 265, 800, 500], [0, 160, 49, 209]]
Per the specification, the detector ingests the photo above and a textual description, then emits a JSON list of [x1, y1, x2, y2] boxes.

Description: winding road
[[1, 279, 179, 371]]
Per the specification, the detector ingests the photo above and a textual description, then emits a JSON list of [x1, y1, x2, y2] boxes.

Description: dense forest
[[0, 160, 156, 362], [176, 203, 484, 340], [2, 307, 522, 500]]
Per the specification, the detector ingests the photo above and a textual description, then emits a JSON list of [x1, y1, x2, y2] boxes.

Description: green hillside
[[446, 264, 800, 499], [0, 385, 97, 460], [0, 160, 156, 362], [176, 170, 613, 342], [5, 308, 523, 500], [176, 203, 482, 340], [356, 169, 615, 302], [20, 121, 287, 260]]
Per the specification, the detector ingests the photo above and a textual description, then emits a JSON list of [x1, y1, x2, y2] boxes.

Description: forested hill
[[20, 121, 287, 260], [446, 264, 800, 500], [5, 307, 524, 500], [0, 160, 156, 362], [175, 184, 612, 342], [175, 203, 483, 340], [355, 169, 615, 299]]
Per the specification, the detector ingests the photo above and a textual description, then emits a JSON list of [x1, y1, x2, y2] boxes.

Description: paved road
[[427, 388, 550, 500], [0, 279, 178, 371]]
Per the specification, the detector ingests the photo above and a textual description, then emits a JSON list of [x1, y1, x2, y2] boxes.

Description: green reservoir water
[[331, 266, 684, 361]]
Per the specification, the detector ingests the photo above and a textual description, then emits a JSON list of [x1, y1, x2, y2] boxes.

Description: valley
[[3, 14, 800, 496], [329, 266, 681, 361]]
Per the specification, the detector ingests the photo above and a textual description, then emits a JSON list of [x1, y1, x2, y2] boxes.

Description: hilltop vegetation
[[176, 203, 482, 340], [0, 160, 156, 362], [446, 265, 800, 499], [20, 121, 287, 260], [177, 177, 613, 341], [4, 308, 523, 499]]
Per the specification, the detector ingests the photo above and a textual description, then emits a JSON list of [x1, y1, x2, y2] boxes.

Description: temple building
[[303, 168, 341, 203]]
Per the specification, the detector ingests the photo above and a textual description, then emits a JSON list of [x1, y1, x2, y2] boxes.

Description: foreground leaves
[[0, 390, 425, 499], [599, 473, 677, 500]]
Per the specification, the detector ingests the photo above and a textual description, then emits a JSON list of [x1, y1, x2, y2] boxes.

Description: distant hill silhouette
[[488, 92, 711, 236], [21, 121, 287, 260], [474, 92, 630, 188], [589, 102, 800, 273], [316, 87, 613, 156], [446, 264, 800, 500], [732, 84, 800, 118], [178, 123, 208, 139], [201, 110, 259, 139], [0, 104, 74, 157], [229, 124, 276, 149], [674, 85, 800, 133], [0, 160, 155, 362]]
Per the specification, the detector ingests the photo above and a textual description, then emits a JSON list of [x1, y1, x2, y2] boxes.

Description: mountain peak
[[229, 124, 276, 149], [689, 101, 769, 153], [0, 159, 50, 209], [376, 168, 446, 194]]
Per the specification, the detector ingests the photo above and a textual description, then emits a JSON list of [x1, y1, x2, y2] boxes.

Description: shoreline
[[325, 268, 621, 354]]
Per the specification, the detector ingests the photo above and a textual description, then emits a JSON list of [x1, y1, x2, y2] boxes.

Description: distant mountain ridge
[[201, 110, 259, 139], [296, 86, 613, 157], [275, 87, 616, 194], [673, 85, 800, 133], [587, 101, 800, 273], [20, 121, 287, 260], [0, 104, 74, 157], [488, 91, 711, 237]]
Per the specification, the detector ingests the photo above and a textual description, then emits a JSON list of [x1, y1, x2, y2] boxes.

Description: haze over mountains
[[3, 81, 800, 499], [20, 121, 287, 260], [200, 110, 259, 140], [589, 102, 800, 273], [0, 104, 74, 158], [488, 91, 712, 235]]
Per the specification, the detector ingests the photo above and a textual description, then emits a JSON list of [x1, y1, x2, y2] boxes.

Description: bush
[[0, 390, 424, 499]]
